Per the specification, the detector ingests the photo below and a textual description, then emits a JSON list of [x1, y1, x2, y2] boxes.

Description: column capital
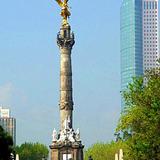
[[57, 26, 75, 49]]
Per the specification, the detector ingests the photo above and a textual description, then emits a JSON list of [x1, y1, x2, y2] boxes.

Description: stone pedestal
[[50, 142, 84, 160]]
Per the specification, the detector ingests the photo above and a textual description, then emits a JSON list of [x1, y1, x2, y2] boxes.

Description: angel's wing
[[64, 0, 69, 3], [55, 0, 63, 7]]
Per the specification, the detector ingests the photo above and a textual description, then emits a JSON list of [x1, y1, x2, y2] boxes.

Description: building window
[[152, 1, 154, 9], [155, 2, 157, 9], [144, 1, 146, 9]]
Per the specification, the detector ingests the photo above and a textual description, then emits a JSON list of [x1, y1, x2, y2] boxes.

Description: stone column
[[119, 149, 123, 160], [115, 153, 118, 160], [57, 24, 75, 131]]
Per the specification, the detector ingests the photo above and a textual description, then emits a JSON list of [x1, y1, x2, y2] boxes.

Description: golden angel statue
[[55, 0, 71, 25]]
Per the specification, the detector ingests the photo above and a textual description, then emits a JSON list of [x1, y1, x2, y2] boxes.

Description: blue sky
[[0, 0, 121, 147]]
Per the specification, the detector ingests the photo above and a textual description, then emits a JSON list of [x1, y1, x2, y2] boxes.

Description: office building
[[120, 0, 143, 107], [143, 0, 159, 71], [121, 0, 159, 108], [0, 107, 16, 145]]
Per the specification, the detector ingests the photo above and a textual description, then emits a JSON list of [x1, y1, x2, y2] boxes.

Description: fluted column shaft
[[57, 25, 75, 131]]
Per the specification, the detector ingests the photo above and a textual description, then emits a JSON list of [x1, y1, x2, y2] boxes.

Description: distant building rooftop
[[0, 107, 10, 118]]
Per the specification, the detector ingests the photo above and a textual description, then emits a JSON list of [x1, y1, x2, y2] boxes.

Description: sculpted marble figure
[[52, 129, 57, 142]]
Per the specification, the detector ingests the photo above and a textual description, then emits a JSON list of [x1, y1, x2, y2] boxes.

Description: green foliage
[[15, 142, 49, 160], [84, 141, 126, 160], [116, 68, 160, 160], [0, 125, 14, 160]]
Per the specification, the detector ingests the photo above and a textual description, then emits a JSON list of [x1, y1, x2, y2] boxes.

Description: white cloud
[[0, 82, 14, 105]]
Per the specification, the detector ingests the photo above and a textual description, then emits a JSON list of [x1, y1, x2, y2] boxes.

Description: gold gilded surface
[[55, 0, 71, 26]]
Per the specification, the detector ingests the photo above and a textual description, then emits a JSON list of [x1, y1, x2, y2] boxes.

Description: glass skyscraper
[[120, 0, 143, 108]]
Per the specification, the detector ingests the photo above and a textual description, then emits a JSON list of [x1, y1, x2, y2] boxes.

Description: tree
[[116, 68, 160, 160], [0, 125, 14, 160], [15, 142, 49, 160], [84, 141, 126, 160]]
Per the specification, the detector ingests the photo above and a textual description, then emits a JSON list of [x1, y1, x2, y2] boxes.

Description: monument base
[[50, 142, 84, 160]]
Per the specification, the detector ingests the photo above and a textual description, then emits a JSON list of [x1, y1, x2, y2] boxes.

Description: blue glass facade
[[121, 0, 143, 108]]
